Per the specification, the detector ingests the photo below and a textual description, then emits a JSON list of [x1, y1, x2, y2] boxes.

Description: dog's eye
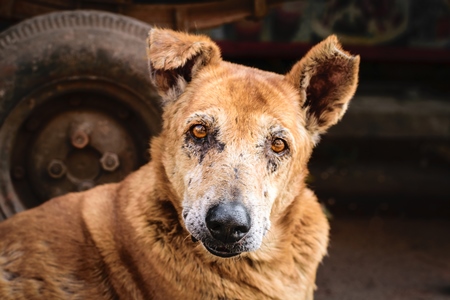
[[271, 138, 287, 153], [190, 124, 207, 139]]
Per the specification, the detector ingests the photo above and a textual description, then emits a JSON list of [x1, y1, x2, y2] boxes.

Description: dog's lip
[[190, 235, 239, 257], [203, 244, 240, 258]]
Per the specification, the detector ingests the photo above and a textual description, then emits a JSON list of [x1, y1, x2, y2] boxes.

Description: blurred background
[[0, 0, 449, 299]]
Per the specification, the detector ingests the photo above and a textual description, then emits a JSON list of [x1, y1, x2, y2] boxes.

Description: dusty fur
[[0, 28, 359, 300]]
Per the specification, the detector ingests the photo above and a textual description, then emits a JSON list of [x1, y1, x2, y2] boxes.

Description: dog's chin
[[203, 244, 240, 258]]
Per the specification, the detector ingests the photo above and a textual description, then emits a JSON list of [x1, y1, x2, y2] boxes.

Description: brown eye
[[271, 138, 286, 153], [191, 124, 207, 139]]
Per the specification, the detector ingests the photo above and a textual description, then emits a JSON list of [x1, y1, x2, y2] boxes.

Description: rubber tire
[[0, 11, 161, 221]]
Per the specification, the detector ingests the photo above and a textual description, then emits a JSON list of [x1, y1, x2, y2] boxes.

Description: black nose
[[205, 202, 251, 243]]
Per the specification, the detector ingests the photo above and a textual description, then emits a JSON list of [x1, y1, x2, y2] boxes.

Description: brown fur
[[0, 29, 359, 300]]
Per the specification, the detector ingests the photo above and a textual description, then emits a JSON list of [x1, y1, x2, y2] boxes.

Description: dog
[[0, 28, 359, 299]]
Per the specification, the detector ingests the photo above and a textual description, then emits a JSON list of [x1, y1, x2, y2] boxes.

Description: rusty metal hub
[[0, 78, 160, 213]]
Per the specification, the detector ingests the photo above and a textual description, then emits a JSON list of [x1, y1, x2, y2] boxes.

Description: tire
[[0, 11, 162, 221]]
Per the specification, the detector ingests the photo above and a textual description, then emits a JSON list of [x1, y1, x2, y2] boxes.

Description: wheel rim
[[0, 77, 161, 217]]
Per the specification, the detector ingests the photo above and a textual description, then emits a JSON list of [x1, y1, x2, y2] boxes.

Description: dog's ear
[[147, 28, 222, 106], [285, 35, 359, 139]]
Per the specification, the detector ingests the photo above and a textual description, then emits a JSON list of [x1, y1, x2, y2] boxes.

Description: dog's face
[[162, 66, 312, 258], [147, 29, 359, 258]]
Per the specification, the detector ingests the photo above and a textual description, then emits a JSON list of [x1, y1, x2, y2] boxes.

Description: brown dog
[[0, 29, 359, 299]]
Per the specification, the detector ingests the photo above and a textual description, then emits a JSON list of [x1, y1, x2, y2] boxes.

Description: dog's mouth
[[192, 235, 241, 258], [203, 244, 240, 258]]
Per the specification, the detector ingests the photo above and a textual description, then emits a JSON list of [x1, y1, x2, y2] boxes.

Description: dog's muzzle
[[202, 201, 251, 258]]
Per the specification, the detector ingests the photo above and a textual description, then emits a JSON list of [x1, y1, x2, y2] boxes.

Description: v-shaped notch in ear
[[147, 28, 222, 107], [285, 35, 360, 138]]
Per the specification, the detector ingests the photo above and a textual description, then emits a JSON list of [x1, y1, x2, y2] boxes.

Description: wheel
[[0, 11, 162, 220]]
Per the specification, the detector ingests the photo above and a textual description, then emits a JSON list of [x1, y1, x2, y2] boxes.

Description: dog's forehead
[[185, 62, 303, 127]]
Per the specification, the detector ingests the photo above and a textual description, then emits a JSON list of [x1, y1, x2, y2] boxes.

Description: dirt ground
[[314, 217, 450, 300]]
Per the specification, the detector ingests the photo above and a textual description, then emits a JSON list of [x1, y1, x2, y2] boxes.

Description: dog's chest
[[158, 255, 311, 300]]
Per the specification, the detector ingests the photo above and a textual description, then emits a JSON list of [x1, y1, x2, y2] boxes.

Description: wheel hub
[[0, 78, 160, 215]]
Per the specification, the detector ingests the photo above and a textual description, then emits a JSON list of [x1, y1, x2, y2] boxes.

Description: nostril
[[208, 221, 221, 231], [235, 225, 250, 235], [205, 202, 251, 244]]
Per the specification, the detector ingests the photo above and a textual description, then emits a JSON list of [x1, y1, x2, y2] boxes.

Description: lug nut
[[100, 152, 120, 172], [47, 159, 67, 179], [71, 130, 89, 149], [78, 180, 95, 192]]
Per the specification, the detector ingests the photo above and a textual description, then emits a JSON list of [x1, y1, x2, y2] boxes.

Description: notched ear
[[286, 35, 360, 138], [147, 28, 222, 106]]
